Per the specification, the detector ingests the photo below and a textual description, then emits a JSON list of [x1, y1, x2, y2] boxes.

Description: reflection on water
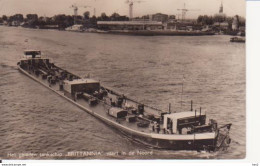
[[0, 27, 245, 159]]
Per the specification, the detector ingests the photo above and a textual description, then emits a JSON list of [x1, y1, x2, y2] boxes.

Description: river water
[[0, 26, 245, 159]]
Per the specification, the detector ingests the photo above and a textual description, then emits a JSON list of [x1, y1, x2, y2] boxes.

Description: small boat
[[230, 37, 245, 43], [17, 50, 232, 151], [65, 24, 85, 32]]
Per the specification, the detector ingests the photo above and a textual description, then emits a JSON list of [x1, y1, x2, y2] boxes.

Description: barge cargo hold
[[17, 50, 232, 151]]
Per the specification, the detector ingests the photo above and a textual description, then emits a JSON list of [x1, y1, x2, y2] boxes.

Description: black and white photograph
[[0, 0, 248, 162]]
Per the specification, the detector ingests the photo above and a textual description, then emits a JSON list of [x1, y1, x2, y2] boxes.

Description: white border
[[246, 0, 260, 163]]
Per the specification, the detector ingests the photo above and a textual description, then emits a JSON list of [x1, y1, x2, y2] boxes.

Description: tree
[[197, 15, 213, 25], [169, 15, 176, 20], [13, 14, 24, 22], [26, 14, 38, 21], [110, 12, 120, 21], [8, 15, 23, 25], [2, 15, 7, 21], [118, 16, 129, 21], [53, 14, 75, 28], [76, 15, 83, 20], [205, 16, 214, 25], [89, 16, 97, 27], [235, 15, 245, 27], [197, 15, 203, 24], [27, 19, 39, 28], [83, 11, 90, 20], [141, 15, 149, 20], [226, 16, 233, 30], [43, 17, 53, 25], [53, 14, 67, 28], [100, 12, 109, 21], [213, 14, 226, 23], [239, 18, 245, 27], [64, 15, 74, 27]]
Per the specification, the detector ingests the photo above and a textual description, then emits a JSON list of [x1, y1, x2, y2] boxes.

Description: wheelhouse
[[23, 50, 41, 59], [163, 111, 207, 134]]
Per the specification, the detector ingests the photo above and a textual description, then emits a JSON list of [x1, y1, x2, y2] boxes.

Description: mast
[[181, 74, 185, 110]]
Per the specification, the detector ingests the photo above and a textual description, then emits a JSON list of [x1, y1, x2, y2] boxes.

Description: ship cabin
[[23, 50, 42, 59], [19, 50, 50, 70], [63, 78, 100, 96], [163, 110, 210, 135]]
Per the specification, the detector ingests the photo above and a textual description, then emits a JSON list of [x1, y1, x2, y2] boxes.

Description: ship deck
[[20, 66, 165, 134]]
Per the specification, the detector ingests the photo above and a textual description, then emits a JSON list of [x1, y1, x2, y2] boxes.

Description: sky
[[0, 0, 246, 19]]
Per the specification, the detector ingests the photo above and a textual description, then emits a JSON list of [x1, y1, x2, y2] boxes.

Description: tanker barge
[[17, 50, 232, 151]]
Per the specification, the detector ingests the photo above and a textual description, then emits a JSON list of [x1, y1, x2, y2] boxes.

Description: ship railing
[[53, 65, 81, 79], [101, 85, 166, 115], [214, 123, 232, 151]]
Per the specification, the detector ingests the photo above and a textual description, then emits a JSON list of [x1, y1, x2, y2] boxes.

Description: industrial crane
[[125, 0, 144, 20], [70, 4, 91, 24], [177, 3, 200, 21]]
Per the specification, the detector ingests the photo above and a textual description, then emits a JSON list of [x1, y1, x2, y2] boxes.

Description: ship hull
[[18, 65, 218, 151]]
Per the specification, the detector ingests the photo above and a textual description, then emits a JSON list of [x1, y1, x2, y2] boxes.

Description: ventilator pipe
[[191, 100, 193, 112]]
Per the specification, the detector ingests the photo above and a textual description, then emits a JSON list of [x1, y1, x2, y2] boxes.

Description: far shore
[[0, 25, 246, 37]]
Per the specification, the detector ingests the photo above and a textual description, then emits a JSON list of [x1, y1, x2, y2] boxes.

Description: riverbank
[[98, 30, 215, 36], [0, 25, 240, 36]]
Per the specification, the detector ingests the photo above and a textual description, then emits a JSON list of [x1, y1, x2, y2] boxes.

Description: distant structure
[[232, 15, 239, 30], [212, 2, 229, 32], [152, 13, 168, 23], [177, 3, 200, 21], [126, 0, 144, 20], [216, 1, 225, 17], [214, 1, 226, 20], [70, 4, 91, 24], [219, 1, 224, 14]]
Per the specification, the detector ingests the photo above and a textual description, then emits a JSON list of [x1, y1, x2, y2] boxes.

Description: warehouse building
[[97, 21, 163, 30]]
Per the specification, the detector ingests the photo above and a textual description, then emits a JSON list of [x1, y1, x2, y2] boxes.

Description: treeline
[[0, 12, 129, 29], [197, 14, 245, 27]]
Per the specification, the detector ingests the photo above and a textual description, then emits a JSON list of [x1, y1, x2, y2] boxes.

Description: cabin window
[[25, 51, 41, 55], [167, 118, 172, 129]]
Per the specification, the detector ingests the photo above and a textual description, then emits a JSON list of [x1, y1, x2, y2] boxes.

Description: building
[[168, 15, 176, 22], [166, 20, 202, 31], [219, 1, 224, 14], [213, 22, 229, 30], [232, 15, 239, 31], [152, 13, 169, 23], [215, 1, 226, 18], [97, 21, 163, 30]]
